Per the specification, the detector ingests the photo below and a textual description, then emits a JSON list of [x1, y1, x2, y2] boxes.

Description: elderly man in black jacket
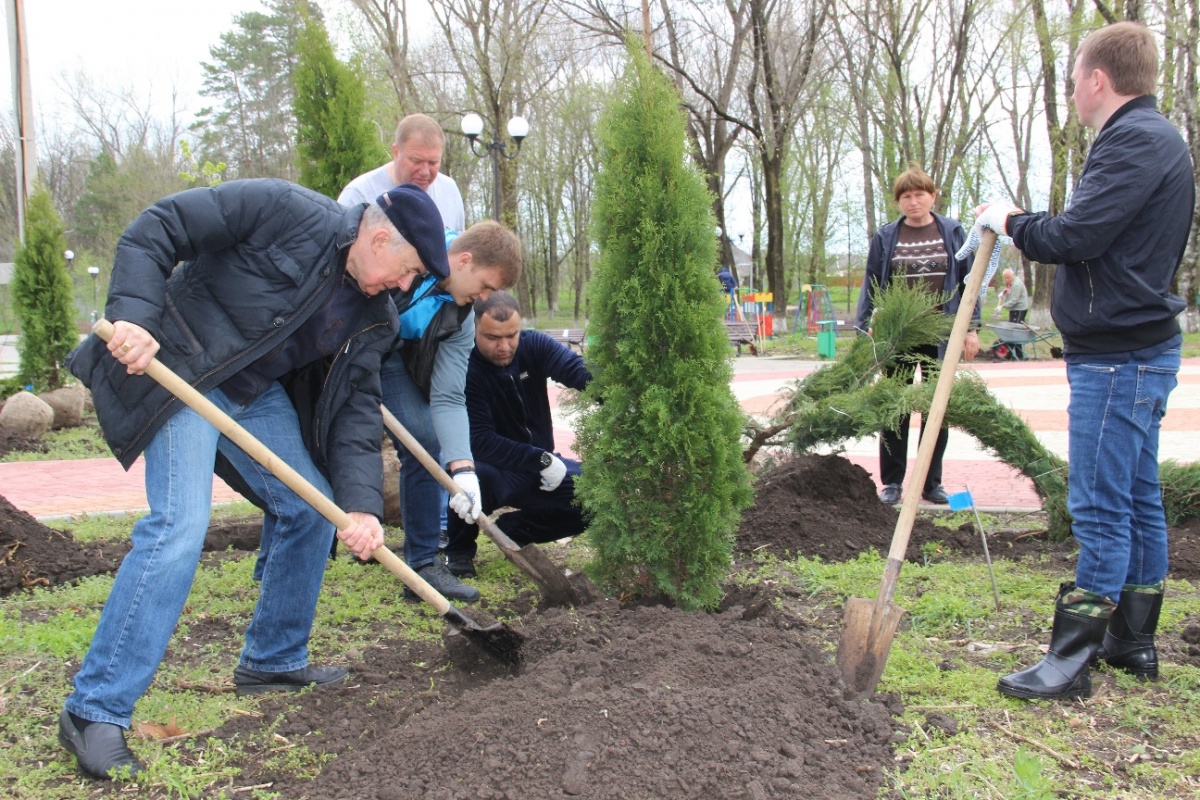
[[442, 291, 592, 577], [58, 179, 447, 780], [968, 22, 1193, 701]]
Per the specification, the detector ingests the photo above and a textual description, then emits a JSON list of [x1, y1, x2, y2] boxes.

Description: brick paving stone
[[3, 357, 1197, 519]]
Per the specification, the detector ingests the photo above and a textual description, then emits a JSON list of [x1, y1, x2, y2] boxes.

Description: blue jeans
[[65, 384, 335, 728], [1068, 347, 1180, 600], [380, 356, 446, 569]]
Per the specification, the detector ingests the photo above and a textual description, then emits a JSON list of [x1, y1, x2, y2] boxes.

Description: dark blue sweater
[[464, 330, 592, 473]]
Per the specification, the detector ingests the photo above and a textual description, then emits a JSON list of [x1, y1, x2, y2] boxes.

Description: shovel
[[836, 229, 997, 697], [381, 405, 600, 607], [93, 320, 523, 665]]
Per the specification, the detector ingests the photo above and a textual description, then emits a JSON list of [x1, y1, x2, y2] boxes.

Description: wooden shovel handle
[[380, 405, 523, 552], [877, 229, 997, 606], [91, 319, 453, 615]]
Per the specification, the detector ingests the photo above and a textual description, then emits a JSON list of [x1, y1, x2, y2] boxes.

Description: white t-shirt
[[337, 164, 466, 232]]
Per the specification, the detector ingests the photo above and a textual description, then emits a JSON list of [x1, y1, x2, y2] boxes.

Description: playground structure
[[793, 284, 838, 359], [723, 290, 775, 354]]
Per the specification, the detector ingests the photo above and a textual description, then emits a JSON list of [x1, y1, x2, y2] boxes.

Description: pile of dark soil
[[0, 496, 263, 597], [737, 455, 1200, 581], [0, 430, 48, 459], [222, 594, 903, 799], [0, 495, 123, 594]]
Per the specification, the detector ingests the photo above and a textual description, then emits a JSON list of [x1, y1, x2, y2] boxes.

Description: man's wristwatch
[[539, 451, 553, 468]]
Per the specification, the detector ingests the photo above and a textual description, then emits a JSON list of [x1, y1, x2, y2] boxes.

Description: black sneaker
[[58, 709, 144, 781], [878, 484, 902, 505], [404, 560, 480, 603], [922, 485, 950, 504], [438, 529, 450, 551], [446, 557, 477, 578], [232, 664, 349, 696]]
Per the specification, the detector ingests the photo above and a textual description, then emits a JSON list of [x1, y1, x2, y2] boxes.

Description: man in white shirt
[[339, 113, 466, 232]]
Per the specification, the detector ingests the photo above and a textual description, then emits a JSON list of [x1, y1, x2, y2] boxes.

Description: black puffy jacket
[[67, 179, 398, 515]]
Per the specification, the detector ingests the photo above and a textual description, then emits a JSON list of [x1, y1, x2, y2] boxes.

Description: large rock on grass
[[382, 440, 402, 526], [38, 384, 87, 429], [0, 392, 55, 437]]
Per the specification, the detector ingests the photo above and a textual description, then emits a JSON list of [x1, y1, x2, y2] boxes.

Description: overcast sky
[[2, 0, 280, 130]]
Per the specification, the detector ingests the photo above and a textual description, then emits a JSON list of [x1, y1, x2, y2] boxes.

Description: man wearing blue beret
[[58, 179, 447, 780]]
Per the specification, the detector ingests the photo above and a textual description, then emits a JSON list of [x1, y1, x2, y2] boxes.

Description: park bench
[[544, 328, 587, 353], [724, 320, 758, 356]]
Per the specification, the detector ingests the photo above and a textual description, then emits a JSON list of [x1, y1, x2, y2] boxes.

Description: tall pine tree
[[575, 41, 752, 611], [293, 12, 382, 198], [12, 186, 78, 390]]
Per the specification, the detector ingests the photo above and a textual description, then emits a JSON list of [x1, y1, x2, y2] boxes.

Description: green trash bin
[[817, 320, 836, 359]]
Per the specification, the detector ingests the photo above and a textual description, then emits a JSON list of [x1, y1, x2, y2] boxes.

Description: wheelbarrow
[[985, 321, 1057, 361]]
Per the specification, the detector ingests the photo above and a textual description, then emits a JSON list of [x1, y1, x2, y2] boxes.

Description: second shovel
[[382, 405, 600, 607]]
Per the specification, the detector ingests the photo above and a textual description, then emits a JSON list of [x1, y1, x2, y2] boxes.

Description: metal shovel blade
[[837, 596, 906, 698]]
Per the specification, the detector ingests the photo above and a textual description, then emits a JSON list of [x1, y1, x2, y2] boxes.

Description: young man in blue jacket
[[58, 181, 447, 780], [970, 22, 1193, 700], [377, 221, 522, 603], [442, 291, 592, 577]]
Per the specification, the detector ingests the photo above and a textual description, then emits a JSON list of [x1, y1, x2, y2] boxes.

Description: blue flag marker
[[947, 490, 974, 512]]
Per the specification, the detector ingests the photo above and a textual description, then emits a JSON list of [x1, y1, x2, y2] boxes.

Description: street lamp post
[[461, 113, 529, 221], [87, 266, 100, 324]]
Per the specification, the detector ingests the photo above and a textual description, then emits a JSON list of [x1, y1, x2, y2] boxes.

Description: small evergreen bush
[[11, 186, 78, 390], [575, 40, 752, 611], [293, 11, 383, 199]]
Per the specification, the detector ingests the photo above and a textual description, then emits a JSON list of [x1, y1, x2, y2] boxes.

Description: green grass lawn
[[3, 505, 1199, 797]]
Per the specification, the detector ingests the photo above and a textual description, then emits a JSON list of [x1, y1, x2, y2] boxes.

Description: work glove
[[954, 201, 1020, 292], [448, 468, 482, 522], [540, 453, 567, 492]]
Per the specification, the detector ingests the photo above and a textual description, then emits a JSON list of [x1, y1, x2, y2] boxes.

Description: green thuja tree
[[292, 11, 381, 198], [575, 41, 752, 610], [12, 185, 78, 390]]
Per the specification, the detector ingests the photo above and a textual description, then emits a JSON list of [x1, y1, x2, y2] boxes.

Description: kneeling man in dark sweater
[[443, 291, 592, 577]]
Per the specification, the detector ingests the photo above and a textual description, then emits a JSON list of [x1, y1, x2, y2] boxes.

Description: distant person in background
[[856, 163, 979, 507], [998, 269, 1030, 323], [716, 265, 742, 321], [716, 265, 738, 296], [997, 268, 1031, 358]]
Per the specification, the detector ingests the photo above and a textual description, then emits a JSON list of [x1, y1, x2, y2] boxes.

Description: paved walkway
[[3, 355, 1199, 520]]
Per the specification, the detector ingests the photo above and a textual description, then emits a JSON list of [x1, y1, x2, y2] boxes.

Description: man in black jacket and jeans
[[968, 22, 1193, 701], [443, 291, 592, 577], [58, 180, 449, 780]]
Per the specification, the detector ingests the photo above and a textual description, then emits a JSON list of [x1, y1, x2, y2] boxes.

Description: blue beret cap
[[376, 184, 450, 280]]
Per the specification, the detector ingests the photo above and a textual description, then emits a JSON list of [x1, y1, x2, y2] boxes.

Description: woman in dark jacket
[[856, 164, 979, 507]]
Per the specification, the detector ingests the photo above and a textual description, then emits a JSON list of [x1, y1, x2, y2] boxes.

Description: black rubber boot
[[998, 582, 1114, 701], [1094, 583, 1163, 680]]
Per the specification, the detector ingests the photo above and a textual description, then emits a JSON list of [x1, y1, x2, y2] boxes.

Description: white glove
[[539, 453, 567, 492], [954, 202, 1019, 291], [448, 468, 482, 522], [974, 201, 1022, 236]]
